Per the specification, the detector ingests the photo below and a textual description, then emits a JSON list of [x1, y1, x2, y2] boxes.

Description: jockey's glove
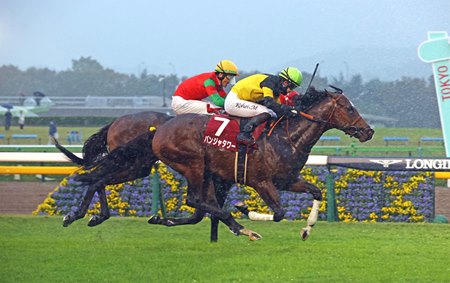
[[257, 97, 293, 118], [286, 109, 298, 117]]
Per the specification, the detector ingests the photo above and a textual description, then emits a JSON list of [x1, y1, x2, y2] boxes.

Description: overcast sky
[[0, 0, 449, 77]]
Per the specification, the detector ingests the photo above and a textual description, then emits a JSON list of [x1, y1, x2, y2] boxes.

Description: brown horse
[[57, 110, 228, 237], [56, 111, 172, 168], [61, 86, 374, 241], [56, 111, 174, 228]]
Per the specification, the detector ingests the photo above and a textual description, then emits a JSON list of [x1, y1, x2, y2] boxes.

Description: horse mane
[[295, 86, 328, 111]]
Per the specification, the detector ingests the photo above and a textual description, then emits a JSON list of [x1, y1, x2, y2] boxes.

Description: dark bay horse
[[56, 110, 226, 237], [62, 86, 374, 241], [56, 111, 174, 229], [56, 111, 173, 168]]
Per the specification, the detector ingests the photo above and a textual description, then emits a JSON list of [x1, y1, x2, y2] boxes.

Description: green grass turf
[[1, 216, 449, 282]]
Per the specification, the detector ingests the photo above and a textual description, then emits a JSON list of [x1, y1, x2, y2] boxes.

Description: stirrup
[[236, 132, 254, 145]]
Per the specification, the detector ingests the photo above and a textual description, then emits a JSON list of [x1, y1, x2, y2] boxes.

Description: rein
[[267, 89, 368, 140], [298, 92, 368, 138]]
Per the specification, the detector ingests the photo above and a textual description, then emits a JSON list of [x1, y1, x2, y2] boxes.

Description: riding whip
[[304, 63, 319, 95]]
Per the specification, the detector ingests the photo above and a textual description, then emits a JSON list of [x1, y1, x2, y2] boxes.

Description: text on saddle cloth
[[203, 114, 266, 152]]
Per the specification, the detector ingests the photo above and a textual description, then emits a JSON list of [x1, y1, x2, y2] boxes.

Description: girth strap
[[234, 144, 249, 185]]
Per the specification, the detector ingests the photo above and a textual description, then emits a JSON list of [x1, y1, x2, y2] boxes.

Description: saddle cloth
[[203, 114, 266, 152]]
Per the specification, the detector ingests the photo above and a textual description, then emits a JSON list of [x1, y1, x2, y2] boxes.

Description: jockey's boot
[[236, 113, 271, 145]]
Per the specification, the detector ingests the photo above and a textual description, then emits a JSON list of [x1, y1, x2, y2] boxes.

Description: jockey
[[224, 67, 303, 144], [172, 60, 239, 115]]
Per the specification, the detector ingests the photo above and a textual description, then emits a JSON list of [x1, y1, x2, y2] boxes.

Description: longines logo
[[405, 159, 450, 170], [370, 159, 450, 170], [369, 159, 403, 168]]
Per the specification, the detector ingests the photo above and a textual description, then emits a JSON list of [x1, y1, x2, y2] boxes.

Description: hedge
[[34, 164, 435, 223]]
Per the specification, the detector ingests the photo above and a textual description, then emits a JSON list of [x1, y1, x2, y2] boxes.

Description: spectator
[[18, 110, 25, 130], [18, 92, 26, 106], [48, 121, 58, 144], [4, 109, 12, 130], [33, 91, 45, 106], [67, 130, 82, 144]]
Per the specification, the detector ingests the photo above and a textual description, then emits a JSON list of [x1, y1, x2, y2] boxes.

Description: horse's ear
[[307, 85, 316, 94]]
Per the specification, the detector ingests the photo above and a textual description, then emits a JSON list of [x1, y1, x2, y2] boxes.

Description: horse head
[[296, 85, 374, 142]]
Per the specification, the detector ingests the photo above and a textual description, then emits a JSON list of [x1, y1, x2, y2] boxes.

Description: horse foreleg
[[288, 179, 323, 240], [300, 199, 320, 240], [235, 201, 274, 221], [185, 179, 262, 241], [241, 181, 285, 222], [88, 186, 110, 227]]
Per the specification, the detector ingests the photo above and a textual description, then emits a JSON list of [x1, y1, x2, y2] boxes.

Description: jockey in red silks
[[172, 60, 239, 115], [280, 90, 300, 106]]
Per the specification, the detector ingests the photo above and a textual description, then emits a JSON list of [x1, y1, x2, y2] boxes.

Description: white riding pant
[[224, 91, 276, 118], [172, 96, 220, 115]]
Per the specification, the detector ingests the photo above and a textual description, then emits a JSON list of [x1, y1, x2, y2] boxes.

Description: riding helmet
[[280, 67, 303, 87], [215, 60, 239, 76]]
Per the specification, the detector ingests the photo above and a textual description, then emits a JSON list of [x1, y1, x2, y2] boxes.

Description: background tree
[[0, 58, 440, 128]]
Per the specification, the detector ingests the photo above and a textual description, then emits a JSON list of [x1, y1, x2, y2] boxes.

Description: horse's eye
[[347, 106, 354, 114]]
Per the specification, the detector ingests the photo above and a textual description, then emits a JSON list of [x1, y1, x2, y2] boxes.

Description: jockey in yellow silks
[[224, 67, 303, 144]]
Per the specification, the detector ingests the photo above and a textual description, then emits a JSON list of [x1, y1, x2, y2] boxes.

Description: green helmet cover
[[280, 67, 303, 87]]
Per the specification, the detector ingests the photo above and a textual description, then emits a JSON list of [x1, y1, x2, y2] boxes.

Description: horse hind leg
[[65, 132, 159, 227], [88, 186, 110, 227], [63, 183, 98, 227], [185, 176, 262, 241], [146, 174, 210, 227], [148, 209, 206, 226], [147, 177, 230, 242]]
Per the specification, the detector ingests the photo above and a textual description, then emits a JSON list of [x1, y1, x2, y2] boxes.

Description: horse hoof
[[88, 215, 109, 227], [165, 219, 175, 226], [147, 215, 161, 224], [249, 232, 262, 241], [300, 228, 309, 241], [62, 214, 74, 227], [88, 216, 99, 227], [239, 228, 262, 241]]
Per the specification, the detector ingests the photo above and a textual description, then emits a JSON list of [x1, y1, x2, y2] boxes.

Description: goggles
[[226, 75, 236, 85], [283, 80, 298, 90]]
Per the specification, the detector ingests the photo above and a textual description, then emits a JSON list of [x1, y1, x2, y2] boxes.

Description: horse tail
[[75, 130, 158, 184], [54, 123, 111, 167], [81, 123, 111, 167], [54, 138, 84, 165]]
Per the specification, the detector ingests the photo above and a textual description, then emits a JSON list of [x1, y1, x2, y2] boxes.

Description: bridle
[[298, 88, 370, 138]]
